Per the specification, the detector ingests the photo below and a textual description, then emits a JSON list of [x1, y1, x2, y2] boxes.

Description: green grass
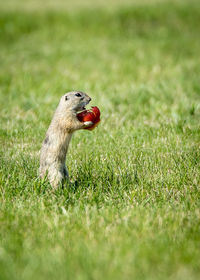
[[0, 0, 200, 279]]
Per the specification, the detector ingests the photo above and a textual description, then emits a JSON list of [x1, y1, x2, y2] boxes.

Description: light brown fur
[[39, 91, 92, 188]]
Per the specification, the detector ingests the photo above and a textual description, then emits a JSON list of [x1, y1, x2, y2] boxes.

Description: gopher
[[39, 91, 93, 188]]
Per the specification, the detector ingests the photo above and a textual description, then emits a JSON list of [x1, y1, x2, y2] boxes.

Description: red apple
[[91, 106, 100, 121], [77, 106, 101, 130]]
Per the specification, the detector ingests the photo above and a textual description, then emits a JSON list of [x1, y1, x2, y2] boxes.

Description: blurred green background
[[0, 0, 200, 280]]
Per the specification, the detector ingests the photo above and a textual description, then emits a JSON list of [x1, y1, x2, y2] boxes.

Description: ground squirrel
[[39, 91, 93, 188]]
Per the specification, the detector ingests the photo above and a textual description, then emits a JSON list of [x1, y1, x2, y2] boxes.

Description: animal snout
[[88, 97, 92, 102]]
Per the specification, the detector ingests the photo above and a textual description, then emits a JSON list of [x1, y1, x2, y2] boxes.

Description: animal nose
[[89, 97, 92, 102]]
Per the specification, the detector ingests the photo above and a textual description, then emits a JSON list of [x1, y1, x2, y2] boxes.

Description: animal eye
[[65, 96, 68, 101], [75, 93, 82, 97]]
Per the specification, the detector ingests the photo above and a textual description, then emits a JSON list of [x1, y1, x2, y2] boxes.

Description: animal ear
[[65, 95, 68, 101]]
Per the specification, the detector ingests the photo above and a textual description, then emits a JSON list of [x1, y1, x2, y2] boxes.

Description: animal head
[[59, 91, 92, 112]]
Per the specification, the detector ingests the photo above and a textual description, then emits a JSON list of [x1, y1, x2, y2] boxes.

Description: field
[[0, 0, 200, 279]]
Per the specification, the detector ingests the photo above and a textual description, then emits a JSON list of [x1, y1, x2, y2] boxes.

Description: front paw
[[83, 121, 94, 128]]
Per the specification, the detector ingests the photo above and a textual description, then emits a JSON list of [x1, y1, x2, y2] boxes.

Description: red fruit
[[77, 111, 94, 122], [77, 106, 101, 130], [92, 106, 100, 120]]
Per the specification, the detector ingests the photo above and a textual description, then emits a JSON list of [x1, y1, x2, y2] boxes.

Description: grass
[[0, 0, 200, 279]]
